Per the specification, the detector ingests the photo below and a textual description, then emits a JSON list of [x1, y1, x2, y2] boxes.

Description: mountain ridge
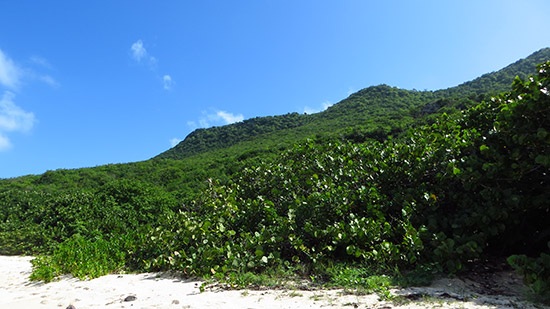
[[1, 48, 549, 200], [157, 47, 550, 161]]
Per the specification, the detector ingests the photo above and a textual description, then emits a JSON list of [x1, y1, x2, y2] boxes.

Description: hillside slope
[[439, 47, 550, 97], [158, 48, 550, 160], [1, 48, 548, 202]]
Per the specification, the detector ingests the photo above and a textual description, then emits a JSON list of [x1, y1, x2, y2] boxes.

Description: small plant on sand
[[30, 235, 128, 282], [508, 251, 550, 304]]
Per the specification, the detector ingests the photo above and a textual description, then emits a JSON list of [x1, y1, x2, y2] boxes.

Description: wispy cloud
[[38, 75, 60, 88], [0, 92, 34, 132], [130, 40, 172, 90], [1, 50, 59, 90], [27, 55, 60, 88], [186, 121, 197, 129], [0, 132, 11, 151], [303, 106, 318, 114], [304, 101, 333, 114], [0, 49, 22, 90], [187, 109, 244, 130], [0, 48, 55, 151], [199, 119, 209, 127], [217, 111, 244, 124], [0, 91, 35, 151], [30, 56, 53, 69], [169, 137, 182, 147], [131, 40, 148, 62], [130, 39, 157, 69], [163, 75, 173, 90]]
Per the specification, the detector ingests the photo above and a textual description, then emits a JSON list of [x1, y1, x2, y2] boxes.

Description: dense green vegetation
[[0, 179, 178, 255], [0, 49, 549, 302]]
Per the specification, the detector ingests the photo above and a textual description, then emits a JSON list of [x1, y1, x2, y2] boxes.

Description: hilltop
[[1, 48, 549, 203], [157, 47, 550, 161]]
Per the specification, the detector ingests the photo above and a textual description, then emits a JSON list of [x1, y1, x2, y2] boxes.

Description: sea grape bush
[[27, 63, 550, 300], [140, 63, 549, 281]]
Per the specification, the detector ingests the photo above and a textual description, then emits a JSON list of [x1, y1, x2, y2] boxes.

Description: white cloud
[[189, 109, 245, 130], [0, 133, 11, 151], [0, 49, 53, 151], [303, 106, 318, 114], [131, 40, 173, 90], [131, 40, 148, 62], [0, 91, 35, 132], [1, 50, 58, 90], [304, 101, 333, 114], [130, 39, 157, 69], [169, 137, 182, 147], [163, 75, 172, 90], [217, 111, 244, 124], [0, 91, 35, 151], [0, 49, 22, 89]]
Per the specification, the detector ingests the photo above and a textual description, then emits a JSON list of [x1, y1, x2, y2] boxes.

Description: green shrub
[[30, 234, 130, 282], [508, 250, 550, 304]]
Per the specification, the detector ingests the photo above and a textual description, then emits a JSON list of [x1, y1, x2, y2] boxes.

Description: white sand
[[0, 255, 544, 308]]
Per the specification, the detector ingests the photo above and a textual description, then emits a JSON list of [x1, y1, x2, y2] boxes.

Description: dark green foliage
[[0, 179, 178, 255], [508, 252, 550, 303], [454, 68, 550, 256], [0, 190, 50, 254]]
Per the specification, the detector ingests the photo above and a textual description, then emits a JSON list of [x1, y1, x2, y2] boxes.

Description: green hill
[[1, 48, 548, 203], [158, 48, 550, 161]]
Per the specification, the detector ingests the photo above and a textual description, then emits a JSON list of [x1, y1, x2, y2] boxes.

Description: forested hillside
[[2, 48, 546, 203], [1, 49, 549, 303], [159, 47, 550, 160], [157, 112, 310, 160], [439, 47, 550, 97]]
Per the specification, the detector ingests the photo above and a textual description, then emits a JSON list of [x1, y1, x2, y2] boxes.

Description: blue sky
[[0, 0, 548, 178]]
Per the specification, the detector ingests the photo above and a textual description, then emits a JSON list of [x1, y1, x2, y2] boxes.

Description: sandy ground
[[0, 255, 546, 309]]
